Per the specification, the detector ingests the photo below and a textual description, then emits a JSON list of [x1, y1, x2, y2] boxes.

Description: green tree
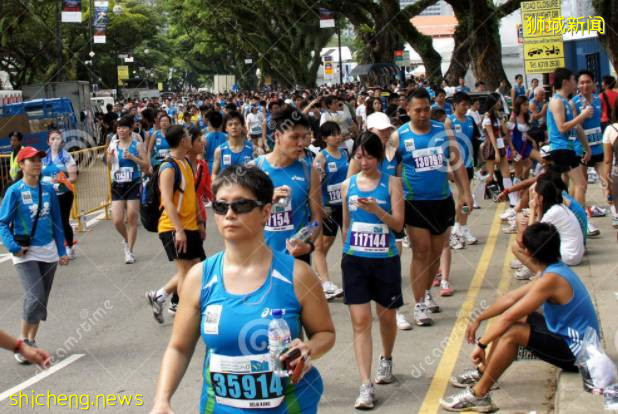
[[592, 0, 618, 75]]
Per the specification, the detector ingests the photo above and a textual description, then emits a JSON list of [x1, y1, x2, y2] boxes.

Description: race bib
[[496, 138, 505, 149], [327, 183, 342, 204], [404, 139, 416, 152], [209, 352, 285, 409], [327, 162, 337, 173], [412, 147, 444, 172], [584, 127, 602, 145], [265, 200, 293, 231], [21, 191, 33, 205], [223, 154, 232, 166], [349, 222, 389, 253], [114, 167, 134, 183]]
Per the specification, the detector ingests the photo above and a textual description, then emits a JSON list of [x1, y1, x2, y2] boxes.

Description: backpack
[[140, 157, 183, 232]]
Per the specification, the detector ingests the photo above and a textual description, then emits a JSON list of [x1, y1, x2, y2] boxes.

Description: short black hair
[[212, 165, 274, 205], [553, 68, 573, 90], [603, 75, 616, 89], [9, 131, 23, 141], [475, 81, 485, 88], [188, 126, 202, 143], [207, 110, 223, 129], [271, 105, 310, 133], [319, 121, 341, 140], [515, 74, 523, 80], [106, 103, 113, 111], [577, 70, 595, 82], [117, 116, 133, 128], [159, 113, 172, 124], [323, 95, 338, 107], [435, 88, 446, 96], [452, 92, 470, 104], [522, 222, 561, 265], [407, 87, 431, 103], [352, 131, 384, 163], [431, 107, 446, 120], [164, 125, 186, 148], [223, 110, 245, 130]]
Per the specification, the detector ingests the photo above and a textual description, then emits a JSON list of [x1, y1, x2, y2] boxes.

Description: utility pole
[[337, 24, 343, 85], [55, 0, 64, 81]]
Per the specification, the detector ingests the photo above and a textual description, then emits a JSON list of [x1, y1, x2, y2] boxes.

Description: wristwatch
[[477, 339, 488, 350], [306, 240, 315, 253]]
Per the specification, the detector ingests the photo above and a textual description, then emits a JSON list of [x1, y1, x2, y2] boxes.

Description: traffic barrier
[[70, 145, 111, 231]]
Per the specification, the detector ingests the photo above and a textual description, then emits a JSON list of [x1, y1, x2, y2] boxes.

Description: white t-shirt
[[467, 109, 481, 127], [356, 104, 367, 128], [541, 204, 584, 266], [246, 112, 264, 135], [602, 122, 618, 146]]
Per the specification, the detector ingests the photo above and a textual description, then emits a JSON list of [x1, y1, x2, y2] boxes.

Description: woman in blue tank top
[[253, 106, 322, 264], [340, 132, 404, 409], [149, 114, 172, 168], [149, 166, 335, 414]]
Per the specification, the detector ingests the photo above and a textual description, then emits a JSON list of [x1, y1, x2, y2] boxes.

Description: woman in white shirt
[[602, 108, 618, 226], [535, 178, 584, 266]]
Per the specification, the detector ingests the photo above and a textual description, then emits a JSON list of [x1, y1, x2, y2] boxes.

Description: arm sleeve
[[0, 188, 22, 254], [48, 187, 67, 257]]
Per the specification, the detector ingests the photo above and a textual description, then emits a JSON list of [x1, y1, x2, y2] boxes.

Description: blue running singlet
[[547, 93, 577, 151], [571, 94, 603, 157], [200, 251, 323, 413], [218, 141, 254, 172], [448, 114, 474, 168], [320, 148, 348, 206]]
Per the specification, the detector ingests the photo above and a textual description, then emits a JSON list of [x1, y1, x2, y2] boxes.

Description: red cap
[[17, 147, 46, 162]]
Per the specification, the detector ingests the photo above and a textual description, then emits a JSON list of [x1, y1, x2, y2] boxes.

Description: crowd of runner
[[1, 67, 617, 412]]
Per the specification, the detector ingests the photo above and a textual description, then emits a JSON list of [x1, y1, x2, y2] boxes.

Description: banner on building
[[93, 1, 109, 44], [521, 0, 565, 74], [61, 0, 82, 23], [319, 8, 335, 28], [117, 65, 129, 81]]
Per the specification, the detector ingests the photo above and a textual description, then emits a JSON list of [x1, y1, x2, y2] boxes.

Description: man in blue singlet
[[547, 67, 593, 207], [211, 110, 254, 180], [442, 222, 600, 412], [391, 88, 473, 327], [431, 88, 453, 116], [203, 110, 227, 174]]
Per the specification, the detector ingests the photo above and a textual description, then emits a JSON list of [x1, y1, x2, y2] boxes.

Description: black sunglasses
[[212, 199, 265, 215]]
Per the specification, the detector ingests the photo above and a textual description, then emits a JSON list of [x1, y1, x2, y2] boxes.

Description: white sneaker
[[125, 250, 135, 264], [402, 236, 410, 248], [500, 207, 516, 222], [612, 215, 618, 229], [375, 356, 395, 384], [502, 219, 517, 234], [396, 310, 413, 331], [587, 222, 601, 237], [322, 280, 343, 300], [414, 303, 433, 326], [424, 290, 440, 313], [449, 233, 465, 250], [66, 246, 76, 260], [460, 226, 477, 245], [510, 259, 522, 269], [354, 383, 375, 409], [514, 266, 533, 280]]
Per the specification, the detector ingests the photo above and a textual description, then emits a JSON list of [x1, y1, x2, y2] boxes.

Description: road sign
[[521, 0, 565, 74], [324, 63, 333, 76], [117, 65, 129, 80], [320, 8, 335, 28]]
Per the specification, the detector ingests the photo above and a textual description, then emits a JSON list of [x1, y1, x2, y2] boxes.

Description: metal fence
[[0, 146, 112, 232]]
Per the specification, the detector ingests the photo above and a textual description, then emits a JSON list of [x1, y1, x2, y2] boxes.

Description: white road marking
[[0, 353, 85, 402]]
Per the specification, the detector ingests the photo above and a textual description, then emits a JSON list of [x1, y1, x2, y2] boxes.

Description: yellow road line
[[418, 204, 505, 414]]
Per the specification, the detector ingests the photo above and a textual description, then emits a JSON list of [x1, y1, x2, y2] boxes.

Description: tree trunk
[[444, 21, 471, 85], [593, 0, 618, 75]]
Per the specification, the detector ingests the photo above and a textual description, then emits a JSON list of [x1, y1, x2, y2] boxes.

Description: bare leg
[[349, 303, 373, 383], [440, 229, 452, 282], [408, 226, 432, 303], [313, 235, 335, 283], [111, 201, 128, 242], [569, 165, 587, 206], [376, 304, 397, 358], [126, 200, 140, 252]]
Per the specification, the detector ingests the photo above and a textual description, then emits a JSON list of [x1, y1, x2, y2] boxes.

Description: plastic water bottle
[[268, 309, 291, 377], [289, 220, 319, 244]]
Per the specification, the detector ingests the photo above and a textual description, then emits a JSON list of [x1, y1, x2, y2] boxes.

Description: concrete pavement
[[0, 187, 615, 413]]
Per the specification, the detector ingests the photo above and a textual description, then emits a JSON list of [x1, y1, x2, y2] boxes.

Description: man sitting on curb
[[440, 222, 600, 412]]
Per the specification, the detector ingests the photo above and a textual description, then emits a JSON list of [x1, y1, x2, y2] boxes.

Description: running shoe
[[396, 310, 413, 331], [354, 383, 375, 410], [450, 367, 482, 388], [612, 215, 618, 229], [432, 273, 442, 287], [588, 205, 607, 217], [168, 302, 178, 315], [510, 258, 522, 269], [375, 356, 395, 384], [514, 266, 533, 280], [460, 226, 478, 245], [125, 250, 135, 264], [449, 233, 465, 250], [587, 222, 601, 237], [440, 387, 497, 412], [146, 290, 165, 324], [440, 280, 454, 297], [414, 303, 433, 326], [424, 290, 440, 313], [66, 246, 76, 260], [500, 207, 516, 222], [322, 280, 344, 300], [502, 219, 517, 234]]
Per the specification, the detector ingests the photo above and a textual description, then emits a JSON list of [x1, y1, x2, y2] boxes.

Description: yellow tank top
[[157, 158, 199, 233]]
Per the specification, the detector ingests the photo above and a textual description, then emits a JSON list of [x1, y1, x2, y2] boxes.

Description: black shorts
[[393, 229, 406, 240], [111, 181, 141, 201], [466, 167, 474, 181], [525, 312, 577, 372], [584, 152, 604, 166], [405, 196, 455, 235], [322, 206, 343, 237], [159, 229, 206, 262], [550, 149, 580, 173], [341, 254, 403, 309]]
